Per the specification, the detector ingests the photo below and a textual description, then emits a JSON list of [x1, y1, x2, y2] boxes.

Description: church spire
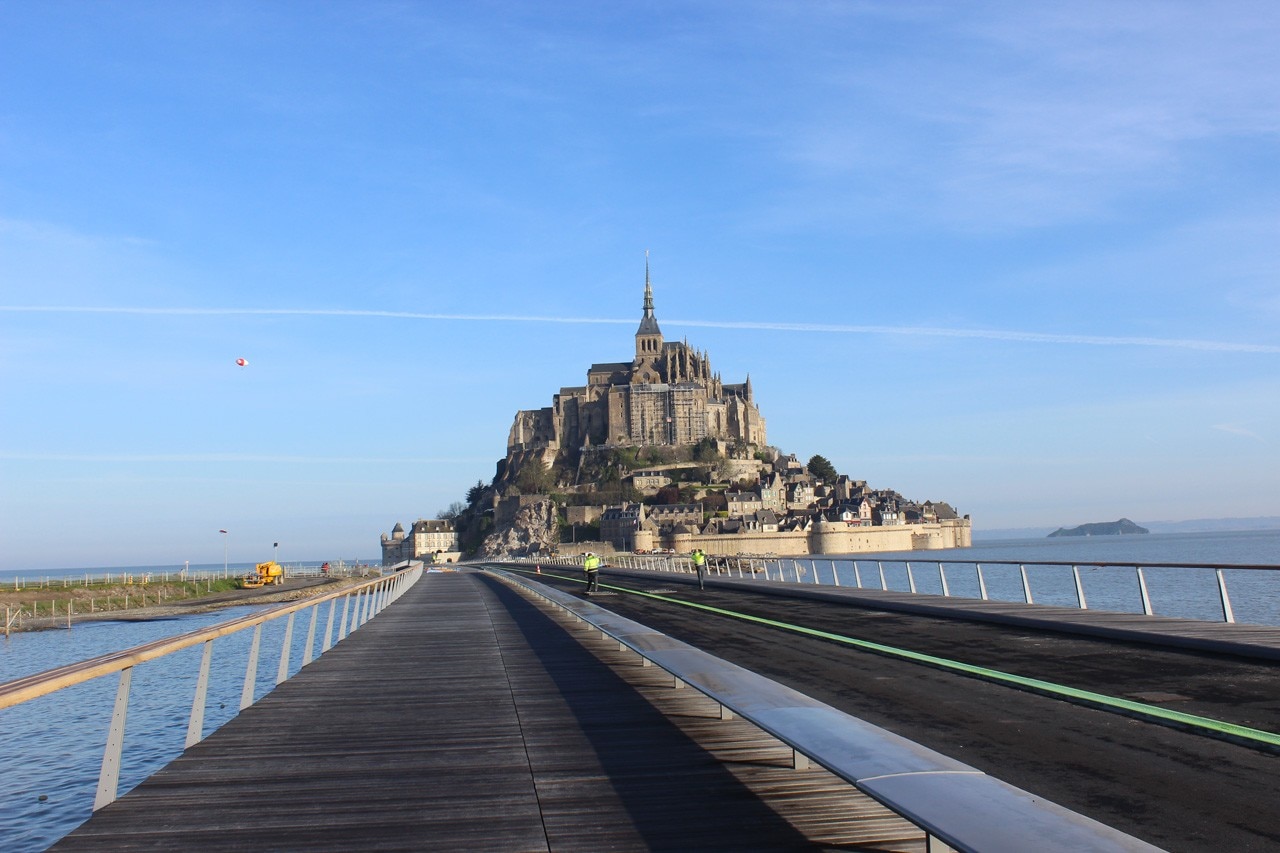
[[643, 250, 655, 318], [635, 250, 662, 353]]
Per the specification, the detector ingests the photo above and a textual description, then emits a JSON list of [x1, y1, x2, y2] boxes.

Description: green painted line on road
[[501, 565, 1280, 749]]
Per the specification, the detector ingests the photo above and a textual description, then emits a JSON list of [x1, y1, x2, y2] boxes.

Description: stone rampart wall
[[661, 518, 971, 557]]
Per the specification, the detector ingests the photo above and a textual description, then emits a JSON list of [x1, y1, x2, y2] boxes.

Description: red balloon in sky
[[235, 358, 248, 367]]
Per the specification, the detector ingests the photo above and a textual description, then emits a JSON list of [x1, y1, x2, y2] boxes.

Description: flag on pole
[[219, 529, 227, 533]]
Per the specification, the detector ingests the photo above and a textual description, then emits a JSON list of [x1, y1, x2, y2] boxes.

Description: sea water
[[811, 528, 1280, 625], [0, 598, 342, 852]]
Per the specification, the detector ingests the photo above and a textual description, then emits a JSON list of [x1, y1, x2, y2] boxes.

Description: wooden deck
[[51, 571, 924, 852]]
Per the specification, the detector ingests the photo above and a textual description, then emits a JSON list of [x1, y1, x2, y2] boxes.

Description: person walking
[[583, 552, 601, 593], [691, 548, 707, 590]]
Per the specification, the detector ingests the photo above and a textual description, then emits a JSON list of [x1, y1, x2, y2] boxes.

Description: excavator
[[238, 560, 285, 589]]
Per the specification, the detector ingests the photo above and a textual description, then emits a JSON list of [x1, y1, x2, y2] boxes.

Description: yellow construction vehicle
[[238, 561, 285, 589]]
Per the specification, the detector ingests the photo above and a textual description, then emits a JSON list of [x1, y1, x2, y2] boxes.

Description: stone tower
[[507, 258, 766, 459]]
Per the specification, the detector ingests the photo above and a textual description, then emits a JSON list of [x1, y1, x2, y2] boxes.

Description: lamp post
[[220, 529, 228, 578], [273, 541, 279, 564]]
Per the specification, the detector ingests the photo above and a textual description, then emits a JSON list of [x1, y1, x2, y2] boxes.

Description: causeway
[[51, 571, 926, 852]]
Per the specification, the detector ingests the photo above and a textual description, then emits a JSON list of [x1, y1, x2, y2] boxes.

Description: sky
[[1, 1, 1277, 570]]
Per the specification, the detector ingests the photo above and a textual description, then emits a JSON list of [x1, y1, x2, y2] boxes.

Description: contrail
[[2, 305, 1277, 353]]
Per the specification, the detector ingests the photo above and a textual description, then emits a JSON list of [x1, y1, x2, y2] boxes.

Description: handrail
[[487, 566, 1163, 853], [0, 566, 421, 812], [515, 553, 1279, 626], [0, 569, 411, 709]]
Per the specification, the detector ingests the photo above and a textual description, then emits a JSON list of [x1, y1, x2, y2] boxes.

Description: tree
[[701, 490, 727, 515], [516, 457, 553, 494], [437, 501, 466, 520], [654, 484, 682, 505], [807, 454, 838, 484], [692, 437, 720, 462], [466, 480, 487, 507]]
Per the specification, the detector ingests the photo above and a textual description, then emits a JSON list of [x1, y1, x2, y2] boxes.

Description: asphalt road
[[518, 567, 1280, 853]]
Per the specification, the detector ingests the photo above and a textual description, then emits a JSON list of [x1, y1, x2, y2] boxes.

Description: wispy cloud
[[3, 305, 1278, 353], [1212, 424, 1263, 440]]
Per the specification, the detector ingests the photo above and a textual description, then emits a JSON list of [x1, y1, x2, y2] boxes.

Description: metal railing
[[520, 553, 1280, 626], [488, 566, 1162, 852], [0, 566, 421, 811]]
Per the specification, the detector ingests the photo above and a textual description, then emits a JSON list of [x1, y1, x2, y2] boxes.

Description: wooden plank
[[51, 572, 923, 852]]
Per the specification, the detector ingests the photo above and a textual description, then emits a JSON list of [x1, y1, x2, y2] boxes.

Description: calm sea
[[817, 528, 1280, 625], [1, 596, 343, 852], [2, 531, 1278, 850]]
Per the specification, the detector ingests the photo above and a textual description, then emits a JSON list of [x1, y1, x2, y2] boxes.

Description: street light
[[220, 529, 228, 578], [274, 541, 279, 564]]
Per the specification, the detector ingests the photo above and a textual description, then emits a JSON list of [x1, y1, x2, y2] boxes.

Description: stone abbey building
[[508, 262, 767, 459]]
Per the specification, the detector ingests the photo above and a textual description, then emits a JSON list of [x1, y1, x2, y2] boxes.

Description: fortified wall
[[556, 517, 971, 558]]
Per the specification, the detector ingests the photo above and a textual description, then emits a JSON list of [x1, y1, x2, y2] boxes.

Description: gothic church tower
[[634, 253, 663, 380]]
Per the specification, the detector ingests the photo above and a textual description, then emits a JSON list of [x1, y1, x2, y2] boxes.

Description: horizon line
[[3, 305, 1278, 354]]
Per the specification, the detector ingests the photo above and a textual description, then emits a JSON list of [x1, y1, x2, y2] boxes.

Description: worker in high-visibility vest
[[692, 548, 707, 590], [583, 552, 601, 593]]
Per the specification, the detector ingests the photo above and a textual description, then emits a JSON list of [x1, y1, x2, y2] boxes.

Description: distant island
[[975, 516, 1280, 540], [1047, 518, 1149, 538]]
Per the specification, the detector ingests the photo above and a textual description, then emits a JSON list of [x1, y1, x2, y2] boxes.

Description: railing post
[[1072, 565, 1088, 610], [878, 562, 887, 590], [337, 592, 351, 640], [302, 602, 320, 666], [1215, 568, 1236, 623], [976, 564, 989, 600], [852, 560, 862, 588], [938, 562, 950, 597], [185, 640, 214, 748], [241, 624, 263, 710], [323, 597, 338, 650], [276, 611, 296, 685], [94, 666, 133, 811], [1137, 567, 1153, 615], [906, 562, 917, 594], [1019, 564, 1034, 604], [831, 559, 839, 587]]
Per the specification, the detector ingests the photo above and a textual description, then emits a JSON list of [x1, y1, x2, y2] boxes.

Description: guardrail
[[521, 553, 1280, 626], [488, 565, 1162, 853], [0, 566, 421, 811]]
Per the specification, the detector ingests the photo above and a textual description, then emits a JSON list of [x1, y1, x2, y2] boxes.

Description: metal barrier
[[0, 566, 421, 810], [522, 553, 1280, 625], [488, 566, 1163, 853]]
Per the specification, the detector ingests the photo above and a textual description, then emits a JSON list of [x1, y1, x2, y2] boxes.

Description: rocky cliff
[[477, 499, 559, 559]]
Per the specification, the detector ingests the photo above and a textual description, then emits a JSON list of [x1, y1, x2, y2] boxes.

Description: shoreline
[[4, 576, 364, 634]]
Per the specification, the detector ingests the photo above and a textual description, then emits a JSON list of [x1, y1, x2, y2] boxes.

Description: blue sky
[[2, 1, 1277, 570]]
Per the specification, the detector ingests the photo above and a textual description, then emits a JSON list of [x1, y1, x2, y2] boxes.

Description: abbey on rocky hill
[[508, 259, 766, 458]]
